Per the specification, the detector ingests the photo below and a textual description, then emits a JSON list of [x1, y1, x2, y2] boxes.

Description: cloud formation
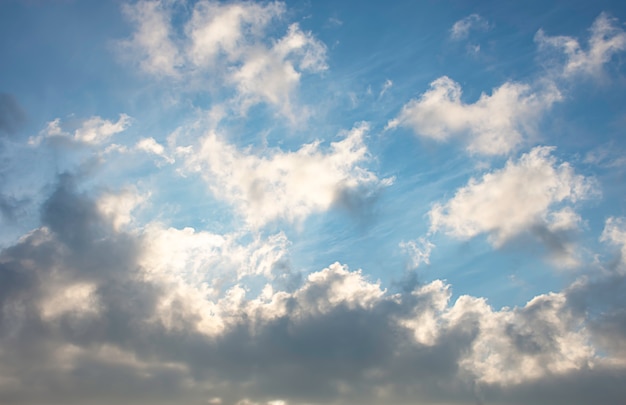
[[121, 0, 327, 121], [183, 123, 393, 228], [29, 114, 132, 146], [0, 178, 624, 405], [2, 3, 626, 405], [387, 76, 561, 155], [429, 147, 596, 263], [450, 14, 490, 40], [535, 12, 626, 79]]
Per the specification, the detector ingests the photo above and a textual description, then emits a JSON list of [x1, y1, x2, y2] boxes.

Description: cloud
[[183, 122, 393, 228], [450, 14, 490, 40], [378, 79, 393, 98], [429, 147, 596, 257], [0, 177, 625, 405], [134, 137, 175, 164], [387, 76, 561, 155], [0, 93, 26, 136], [400, 237, 435, 269], [29, 114, 132, 146], [600, 216, 626, 270], [120, 0, 182, 76], [535, 13, 626, 79], [121, 0, 327, 121], [185, 1, 285, 68], [0, 193, 29, 222]]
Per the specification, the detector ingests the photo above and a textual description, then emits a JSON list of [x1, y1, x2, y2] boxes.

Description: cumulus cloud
[[387, 76, 561, 155], [429, 147, 596, 262], [29, 114, 132, 146], [183, 123, 393, 228], [121, 0, 327, 121], [535, 13, 626, 79], [450, 14, 490, 40], [0, 176, 625, 405]]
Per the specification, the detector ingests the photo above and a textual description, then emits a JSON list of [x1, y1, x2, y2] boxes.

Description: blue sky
[[1, 1, 626, 404]]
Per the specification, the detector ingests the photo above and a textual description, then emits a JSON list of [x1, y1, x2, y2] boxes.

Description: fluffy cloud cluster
[[0, 178, 624, 405], [184, 123, 393, 228], [121, 0, 327, 120], [429, 147, 595, 265], [387, 76, 561, 155]]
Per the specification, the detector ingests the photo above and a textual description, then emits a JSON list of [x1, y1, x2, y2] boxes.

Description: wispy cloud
[[29, 114, 132, 146], [450, 14, 490, 40], [535, 12, 626, 79]]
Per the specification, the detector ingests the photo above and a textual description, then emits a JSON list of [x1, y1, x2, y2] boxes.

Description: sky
[[1, 0, 626, 404]]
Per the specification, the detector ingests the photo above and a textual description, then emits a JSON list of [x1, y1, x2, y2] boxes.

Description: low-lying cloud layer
[[0, 174, 625, 405]]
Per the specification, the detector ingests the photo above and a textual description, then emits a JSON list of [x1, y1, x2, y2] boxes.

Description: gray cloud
[[0, 94, 26, 136], [0, 175, 625, 405]]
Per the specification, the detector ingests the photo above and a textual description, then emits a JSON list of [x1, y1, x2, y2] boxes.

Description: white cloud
[[29, 114, 132, 146], [229, 22, 328, 120], [450, 14, 490, 40], [139, 224, 290, 335], [120, 0, 182, 76], [387, 76, 561, 155], [183, 122, 392, 228], [400, 237, 435, 269], [135, 137, 175, 163], [535, 13, 626, 79], [459, 291, 594, 385], [186, 1, 285, 67], [97, 187, 148, 231], [601, 217, 626, 270], [121, 0, 327, 121], [429, 146, 596, 248]]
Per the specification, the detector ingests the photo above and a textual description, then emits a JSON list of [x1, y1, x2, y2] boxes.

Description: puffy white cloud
[[186, 1, 284, 67], [429, 147, 596, 249], [230, 22, 327, 120], [387, 76, 561, 155], [450, 14, 490, 40], [29, 114, 132, 146], [121, 0, 327, 121], [535, 13, 626, 79], [461, 292, 594, 385], [183, 123, 393, 228]]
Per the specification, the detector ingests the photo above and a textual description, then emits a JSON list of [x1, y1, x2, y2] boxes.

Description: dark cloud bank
[[0, 175, 625, 405]]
